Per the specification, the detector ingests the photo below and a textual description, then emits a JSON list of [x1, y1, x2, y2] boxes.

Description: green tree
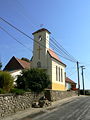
[[16, 68, 51, 93], [21, 57, 30, 63], [0, 62, 2, 70], [0, 71, 14, 92]]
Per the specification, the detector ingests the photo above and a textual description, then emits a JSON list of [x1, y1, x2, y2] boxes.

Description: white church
[[31, 28, 66, 91], [4, 28, 77, 91]]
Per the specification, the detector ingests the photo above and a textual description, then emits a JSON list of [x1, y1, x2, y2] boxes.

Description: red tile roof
[[48, 49, 66, 66], [16, 58, 30, 69], [65, 77, 76, 84]]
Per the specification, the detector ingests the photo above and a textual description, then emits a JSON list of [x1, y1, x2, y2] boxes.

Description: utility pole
[[77, 61, 80, 96], [80, 66, 85, 95]]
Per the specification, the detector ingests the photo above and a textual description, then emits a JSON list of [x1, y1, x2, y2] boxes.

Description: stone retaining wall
[[0, 90, 77, 119], [0, 92, 44, 119], [45, 90, 77, 101]]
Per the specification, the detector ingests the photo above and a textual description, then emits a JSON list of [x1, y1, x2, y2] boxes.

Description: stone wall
[[0, 90, 77, 119], [45, 90, 77, 101], [0, 92, 44, 119]]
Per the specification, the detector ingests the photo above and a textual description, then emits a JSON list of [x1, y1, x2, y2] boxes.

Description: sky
[[0, 0, 90, 89]]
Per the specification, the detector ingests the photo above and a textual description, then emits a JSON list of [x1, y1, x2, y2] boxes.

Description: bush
[[10, 88, 25, 95], [0, 71, 14, 92], [16, 68, 51, 94], [0, 88, 6, 94]]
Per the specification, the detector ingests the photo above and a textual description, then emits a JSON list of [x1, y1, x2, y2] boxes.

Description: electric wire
[[13, 0, 78, 63], [16, 0, 37, 29], [0, 26, 33, 52], [50, 37, 77, 62], [0, 17, 77, 63]]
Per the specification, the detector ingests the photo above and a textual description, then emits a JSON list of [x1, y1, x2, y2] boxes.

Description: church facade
[[31, 28, 66, 91]]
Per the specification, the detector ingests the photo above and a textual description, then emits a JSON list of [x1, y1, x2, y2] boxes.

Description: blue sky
[[0, 0, 90, 89]]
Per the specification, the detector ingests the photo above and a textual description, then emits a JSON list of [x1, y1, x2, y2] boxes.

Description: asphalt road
[[21, 96, 90, 120]]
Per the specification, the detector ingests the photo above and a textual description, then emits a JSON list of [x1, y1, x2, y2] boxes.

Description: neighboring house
[[10, 70, 22, 83], [65, 77, 77, 90], [4, 56, 30, 71], [3, 56, 31, 82], [31, 28, 66, 90]]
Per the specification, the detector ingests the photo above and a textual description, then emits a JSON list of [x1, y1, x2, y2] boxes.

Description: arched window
[[37, 61, 41, 68], [38, 35, 42, 41]]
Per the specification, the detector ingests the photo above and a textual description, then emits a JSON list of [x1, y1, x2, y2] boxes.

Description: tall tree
[[0, 61, 2, 70], [21, 57, 30, 63]]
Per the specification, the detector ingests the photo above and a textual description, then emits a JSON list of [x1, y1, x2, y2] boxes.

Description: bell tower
[[32, 28, 51, 69]]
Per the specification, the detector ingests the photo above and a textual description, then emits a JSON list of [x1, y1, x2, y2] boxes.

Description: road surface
[[20, 96, 90, 120]]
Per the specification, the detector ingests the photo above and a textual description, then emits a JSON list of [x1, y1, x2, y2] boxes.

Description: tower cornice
[[32, 28, 51, 35]]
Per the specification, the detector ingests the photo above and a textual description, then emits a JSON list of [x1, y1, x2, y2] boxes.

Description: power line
[[49, 41, 76, 62], [0, 25, 33, 52], [16, 0, 37, 29], [11, 0, 77, 62], [67, 70, 77, 78], [43, 36, 77, 62], [50, 37, 77, 62], [0, 17, 77, 63]]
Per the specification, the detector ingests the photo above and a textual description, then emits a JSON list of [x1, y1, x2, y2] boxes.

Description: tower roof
[[32, 28, 51, 35]]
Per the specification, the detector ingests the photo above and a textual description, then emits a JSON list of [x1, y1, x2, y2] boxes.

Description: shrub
[[0, 71, 14, 92], [16, 68, 51, 94], [10, 88, 25, 95], [0, 88, 6, 94]]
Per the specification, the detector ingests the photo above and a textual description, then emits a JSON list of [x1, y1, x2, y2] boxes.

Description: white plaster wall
[[47, 53, 52, 82], [32, 31, 50, 69], [51, 58, 66, 86], [10, 70, 22, 84], [66, 82, 71, 90]]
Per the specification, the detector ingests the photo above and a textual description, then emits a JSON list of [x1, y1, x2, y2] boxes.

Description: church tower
[[32, 28, 51, 69]]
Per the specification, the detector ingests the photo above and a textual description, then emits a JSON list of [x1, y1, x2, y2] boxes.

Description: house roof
[[16, 58, 30, 69], [48, 49, 66, 67], [32, 28, 51, 35], [65, 77, 76, 84]]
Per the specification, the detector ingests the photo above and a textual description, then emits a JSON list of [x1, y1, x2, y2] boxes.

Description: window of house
[[59, 67, 60, 81], [61, 68, 63, 82], [56, 66, 58, 81], [38, 35, 42, 41]]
